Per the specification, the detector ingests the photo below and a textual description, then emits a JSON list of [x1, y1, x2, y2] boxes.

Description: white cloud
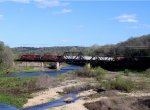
[[34, 0, 69, 8], [53, 8, 72, 15], [0, 0, 30, 3], [0, 0, 69, 7], [115, 14, 138, 23]]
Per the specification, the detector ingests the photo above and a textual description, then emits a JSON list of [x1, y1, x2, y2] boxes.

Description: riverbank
[[10, 67, 50, 74], [0, 65, 80, 108], [23, 67, 150, 110], [0, 66, 150, 109], [8, 63, 69, 74], [23, 76, 95, 108]]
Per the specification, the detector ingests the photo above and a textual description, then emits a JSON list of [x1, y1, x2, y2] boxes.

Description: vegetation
[[0, 41, 14, 74], [0, 75, 62, 108], [10, 67, 49, 74], [84, 96, 150, 110], [74, 65, 106, 80], [101, 76, 134, 92], [0, 94, 27, 108], [0, 77, 33, 108], [144, 68, 150, 76]]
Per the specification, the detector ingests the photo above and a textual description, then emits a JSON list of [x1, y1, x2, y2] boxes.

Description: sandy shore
[[23, 77, 150, 110], [23, 78, 94, 108]]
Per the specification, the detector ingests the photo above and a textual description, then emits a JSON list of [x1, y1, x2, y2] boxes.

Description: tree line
[[12, 34, 150, 57]]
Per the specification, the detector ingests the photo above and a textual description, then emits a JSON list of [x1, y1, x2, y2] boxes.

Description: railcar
[[21, 55, 41, 60], [41, 55, 58, 60], [57, 56, 64, 59]]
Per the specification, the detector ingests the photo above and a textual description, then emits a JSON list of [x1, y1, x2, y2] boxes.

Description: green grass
[[9, 67, 48, 74], [0, 94, 27, 108], [0, 77, 37, 108], [0, 75, 60, 108]]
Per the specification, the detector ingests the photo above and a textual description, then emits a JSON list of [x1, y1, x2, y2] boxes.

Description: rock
[[64, 97, 74, 103]]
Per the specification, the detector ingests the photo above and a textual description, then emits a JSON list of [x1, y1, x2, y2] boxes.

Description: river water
[[0, 65, 82, 110], [8, 65, 82, 77]]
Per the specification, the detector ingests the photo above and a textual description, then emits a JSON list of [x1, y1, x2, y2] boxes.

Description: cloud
[[0, 0, 30, 3], [0, 0, 69, 7], [115, 14, 138, 23], [34, 0, 69, 8], [53, 8, 72, 15]]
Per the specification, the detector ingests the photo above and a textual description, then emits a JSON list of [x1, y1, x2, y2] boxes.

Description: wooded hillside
[[12, 34, 150, 57]]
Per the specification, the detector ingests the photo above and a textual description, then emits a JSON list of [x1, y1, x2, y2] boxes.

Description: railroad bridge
[[15, 52, 150, 70]]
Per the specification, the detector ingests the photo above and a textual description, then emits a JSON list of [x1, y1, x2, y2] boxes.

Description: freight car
[[20, 55, 64, 61], [20, 55, 41, 60]]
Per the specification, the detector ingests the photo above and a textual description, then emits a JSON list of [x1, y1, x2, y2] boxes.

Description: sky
[[0, 0, 150, 47]]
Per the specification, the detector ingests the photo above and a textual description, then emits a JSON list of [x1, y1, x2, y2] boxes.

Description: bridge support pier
[[56, 62, 60, 70], [86, 63, 91, 69], [25, 62, 28, 67], [41, 62, 44, 69]]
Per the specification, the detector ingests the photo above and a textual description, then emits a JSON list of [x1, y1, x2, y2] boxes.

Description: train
[[20, 55, 64, 60]]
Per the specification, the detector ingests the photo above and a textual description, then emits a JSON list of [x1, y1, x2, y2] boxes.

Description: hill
[[12, 34, 150, 57], [12, 46, 88, 56]]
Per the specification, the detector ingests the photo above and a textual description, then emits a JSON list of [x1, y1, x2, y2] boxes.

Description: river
[[0, 65, 82, 110]]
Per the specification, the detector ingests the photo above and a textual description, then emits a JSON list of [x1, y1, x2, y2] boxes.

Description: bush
[[94, 67, 106, 81], [144, 68, 150, 77], [124, 69, 130, 76], [0, 42, 14, 74], [74, 66, 106, 81], [101, 76, 134, 92], [63, 84, 97, 94]]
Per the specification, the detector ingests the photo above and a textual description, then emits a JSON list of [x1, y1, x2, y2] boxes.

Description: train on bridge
[[20, 55, 64, 60], [17, 53, 150, 70]]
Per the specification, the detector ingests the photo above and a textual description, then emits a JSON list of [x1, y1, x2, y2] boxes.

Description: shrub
[[94, 67, 106, 81], [74, 66, 106, 81], [124, 69, 130, 76], [63, 84, 97, 94], [101, 76, 134, 92], [144, 68, 150, 77]]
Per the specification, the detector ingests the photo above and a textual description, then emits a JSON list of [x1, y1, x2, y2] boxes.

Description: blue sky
[[0, 0, 150, 47]]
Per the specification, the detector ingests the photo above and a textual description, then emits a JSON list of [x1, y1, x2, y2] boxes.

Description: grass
[[9, 67, 48, 74], [0, 75, 61, 108], [0, 77, 33, 108], [0, 94, 27, 108]]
